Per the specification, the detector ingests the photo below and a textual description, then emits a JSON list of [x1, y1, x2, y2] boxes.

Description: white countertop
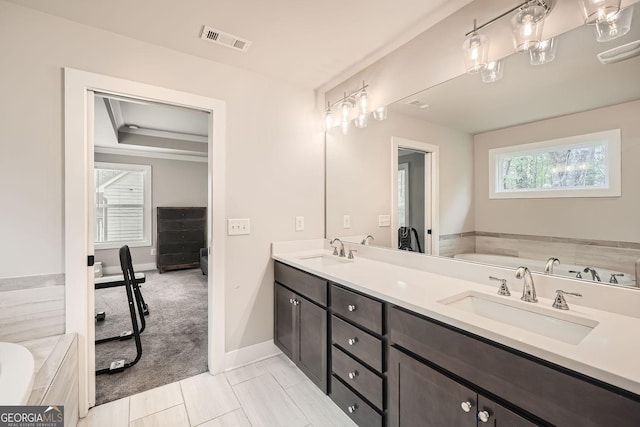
[[272, 243, 640, 396]]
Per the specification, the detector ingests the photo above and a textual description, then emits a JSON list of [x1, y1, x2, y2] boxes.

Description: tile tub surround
[[272, 239, 640, 396], [0, 273, 65, 342]]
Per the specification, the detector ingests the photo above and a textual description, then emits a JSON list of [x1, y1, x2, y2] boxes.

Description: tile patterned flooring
[[79, 354, 357, 427]]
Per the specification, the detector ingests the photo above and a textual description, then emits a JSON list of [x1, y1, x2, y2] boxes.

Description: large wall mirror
[[326, 5, 640, 289]]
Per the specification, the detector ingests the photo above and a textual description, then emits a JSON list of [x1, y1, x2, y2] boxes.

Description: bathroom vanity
[[272, 243, 640, 427]]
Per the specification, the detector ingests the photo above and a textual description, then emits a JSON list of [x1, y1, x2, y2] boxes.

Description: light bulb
[[579, 0, 621, 24], [481, 60, 504, 83], [512, 4, 546, 52], [463, 32, 489, 73], [340, 100, 351, 123], [530, 37, 557, 65], [357, 90, 368, 116]]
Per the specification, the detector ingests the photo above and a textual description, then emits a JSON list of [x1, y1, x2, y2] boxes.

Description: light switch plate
[[343, 215, 351, 229], [378, 214, 391, 227], [228, 218, 251, 235], [295, 216, 305, 231]]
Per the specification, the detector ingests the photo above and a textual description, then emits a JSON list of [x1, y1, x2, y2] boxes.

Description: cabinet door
[[477, 395, 538, 427], [389, 347, 476, 427], [274, 283, 296, 359], [298, 298, 328, 392]]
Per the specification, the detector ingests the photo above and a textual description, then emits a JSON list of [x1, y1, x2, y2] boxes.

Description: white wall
[[0, 1, 324, 351], [326, 112, 474, 247], [474, 100, 640, 243], [94, 153, 208, 270]]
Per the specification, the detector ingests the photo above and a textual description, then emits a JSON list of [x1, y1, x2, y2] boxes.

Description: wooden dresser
[[156, 207, 206, 273]]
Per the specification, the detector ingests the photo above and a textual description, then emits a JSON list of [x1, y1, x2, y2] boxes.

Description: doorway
[[391, 137, 439, 255], [64, 68, 226, 416]]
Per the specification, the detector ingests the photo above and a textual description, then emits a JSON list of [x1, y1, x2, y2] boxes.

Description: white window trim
[[94, 162, 152, 249], [488, 129, 621, 199]]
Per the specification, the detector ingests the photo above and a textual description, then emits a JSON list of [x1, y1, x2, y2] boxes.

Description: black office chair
[[95, 245, 144, 375], [398, 227, 423, 253]]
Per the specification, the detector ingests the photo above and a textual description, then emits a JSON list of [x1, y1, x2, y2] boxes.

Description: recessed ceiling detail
[[200, 25, 251, 52]]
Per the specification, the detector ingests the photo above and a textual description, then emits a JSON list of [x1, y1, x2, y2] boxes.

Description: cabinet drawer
[[332, 346, 383, 410], [157, 230, 205, 244], [158, 241, 203, 255], [158, 253, 199, 266], [157, 207, 205, 220], [389, 306, 640, 427], [332, 315, 382, 372], [331, 285, 383, 334], [275, 262, 327, 307], [157, 218, 206, 232], [331, 376, 382, 427]]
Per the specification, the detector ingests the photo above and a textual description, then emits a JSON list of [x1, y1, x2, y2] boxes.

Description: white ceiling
[[8, 0, 472, 89]]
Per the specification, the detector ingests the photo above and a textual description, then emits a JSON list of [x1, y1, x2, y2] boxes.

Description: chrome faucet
[[361, 235, 375, 245], [609, 273, 624, 284], [330, 238, 346, 257], [515, 266, 537, 303], [583, 267, 601, 282], [544, 257, 560, 274], [552, 290, 582, 310]]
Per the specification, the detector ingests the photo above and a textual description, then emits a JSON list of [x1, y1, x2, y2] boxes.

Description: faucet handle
[[553, 290, 582, 310], [348, 249, 358, 260], [331, 246, 339, 256], [609, 273, 624, 284], [489, 276, 511, 296], [568, 270, 583, 279]]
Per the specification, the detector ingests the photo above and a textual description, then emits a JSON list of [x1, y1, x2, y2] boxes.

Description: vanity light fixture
[[512, 1, 548, 52], [529, 37, 557, 65], [463, 19, 489, 73], [593, 5, 633, 42], [579, 0, 621, 24], [481, 60, 505, 83], [324, 81, 387, 132]]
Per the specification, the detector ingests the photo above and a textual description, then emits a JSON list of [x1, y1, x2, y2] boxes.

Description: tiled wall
[[0, 273, 65, 342], [440, 232, 640, 276]]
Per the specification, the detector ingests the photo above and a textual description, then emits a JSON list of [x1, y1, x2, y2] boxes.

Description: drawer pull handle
[[347, 337, 358, 346], [460, 401, 473, 413], [293, 299, 300, 306], [348, 370, 358, 380], [478, 410, 491, 423], [347, 404, 358, 414], [347, 304, 357, 312], [289, 298, 294, 304]]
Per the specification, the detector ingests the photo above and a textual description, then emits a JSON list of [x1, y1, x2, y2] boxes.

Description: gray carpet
[[95, 268, 208, 405]]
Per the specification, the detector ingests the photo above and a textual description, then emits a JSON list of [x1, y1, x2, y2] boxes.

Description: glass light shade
[[481, 60, 504, 83], [462, 32, 489, 73], [340, 100, 351, 123], [511, 4, 546, 52], [372, 106, 388, 121], [356, 90, 368, 115], [324, 109, 333, 130], [579, 0, 621, 24], [529, 37, 558, 65], [354, 114, 368, 129], [594, 5, 633, 42], [340, 120, 350, 135]]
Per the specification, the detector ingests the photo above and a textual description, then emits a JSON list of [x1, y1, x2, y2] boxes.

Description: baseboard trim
[[221, 340, 282, 372], [101, 263, 156, 275]]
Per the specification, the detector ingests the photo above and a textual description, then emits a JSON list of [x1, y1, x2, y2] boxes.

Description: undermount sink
[[297, 253, 353, 268], [439, 291, 598, 345]]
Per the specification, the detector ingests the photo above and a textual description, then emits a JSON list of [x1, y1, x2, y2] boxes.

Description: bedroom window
[[489, 129, 621, 199], [94, 162, 152, 249]]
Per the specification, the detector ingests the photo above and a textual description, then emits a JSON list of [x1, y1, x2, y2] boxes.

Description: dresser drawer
[[157, 218, 206, 232], [275, 262, 327, 307], [157, 207, 206, 220], [332, 346, 383, 410], [331, 376, 382, 427], [331, 285, 383, 334], [332, 315, 382, 372], [157, 230, 205, 244], [158, 252, 199, 266]]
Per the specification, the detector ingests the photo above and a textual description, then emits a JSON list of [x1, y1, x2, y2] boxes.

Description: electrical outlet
[[378, 214, 391, 227], [295, 216, 305, 231], [150, 248, 157, 256], [228, 218, 251, 235], [343, 215, 351, 229]]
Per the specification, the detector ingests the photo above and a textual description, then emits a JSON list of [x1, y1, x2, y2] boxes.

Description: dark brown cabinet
[[274, 264, 328, 393], [389, 347, 535, 427], [156, 207, 206, 273]]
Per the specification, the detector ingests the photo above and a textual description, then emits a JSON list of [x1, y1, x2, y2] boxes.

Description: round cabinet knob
[[347, 337, 358, 346], [293, 299, 300, 306], [348, 371, 359, 380], [289, 298, 294, 304], [460, 401, 473, 413], [347, 304, 357, 312], [478, 410, 491, 423], [347, 404, 358, 414]]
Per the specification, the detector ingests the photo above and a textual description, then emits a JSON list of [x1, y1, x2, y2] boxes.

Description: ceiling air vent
[[406, 99, 430, 109], [200, 25, 251, 52]]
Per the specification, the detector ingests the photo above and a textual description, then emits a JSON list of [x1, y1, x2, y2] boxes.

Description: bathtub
[[0, 342, 34, 405], [453, 253, 637, 287]]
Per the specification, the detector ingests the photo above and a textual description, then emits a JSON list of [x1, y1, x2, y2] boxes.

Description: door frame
[[64, 68, 226, 416], [391, 137, 439, 255]]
